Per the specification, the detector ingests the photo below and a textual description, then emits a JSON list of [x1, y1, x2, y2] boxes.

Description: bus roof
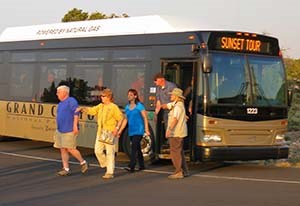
[[0, 15, 186, 42]]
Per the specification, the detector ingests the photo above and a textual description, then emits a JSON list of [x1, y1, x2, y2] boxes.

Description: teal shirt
[[125, 102, 145, 136]]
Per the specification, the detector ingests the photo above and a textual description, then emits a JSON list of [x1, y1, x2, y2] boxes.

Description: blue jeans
[[129, 135, 145, 169]]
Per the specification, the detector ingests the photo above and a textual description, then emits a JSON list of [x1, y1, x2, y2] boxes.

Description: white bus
[[0, 15, 289, 161]]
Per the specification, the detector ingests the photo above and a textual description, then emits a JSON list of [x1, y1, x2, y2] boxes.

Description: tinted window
[[249, 56, 286, 106], [72, 64, 104, 105], [39, 64, 67, 102], [0, 64, 7, 83], [112, 49, 149, 60], [40, 51, 70, 61], [9, 64, 35, 99], [209, 53, 247, 104], [74, 50, 108, 61], [112, 64, 146, 106], [10, 52, 36, 62]]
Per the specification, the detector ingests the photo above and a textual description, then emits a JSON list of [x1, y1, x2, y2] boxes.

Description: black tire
[[121, 126, 156, 162]]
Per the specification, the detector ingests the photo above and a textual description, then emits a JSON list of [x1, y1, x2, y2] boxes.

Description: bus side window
[[10, 65, 34, 100], [72, 64, 104, 105], [131, 71, 145, 102], [39, 65, 67, 103], [112, 64, 146, 106]]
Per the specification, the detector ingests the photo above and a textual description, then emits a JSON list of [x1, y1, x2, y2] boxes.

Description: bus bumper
[[196, 145, 289, 161]]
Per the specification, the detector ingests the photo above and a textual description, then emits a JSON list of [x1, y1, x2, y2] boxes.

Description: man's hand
[[165, 130, 171, 138], [75, 107, 82, 113], [76, 107, 87, 113]]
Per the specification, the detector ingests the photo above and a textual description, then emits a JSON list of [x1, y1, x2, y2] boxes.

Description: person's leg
[[135, 135, 145, 169], [163, 110, 169, 133], [181, 146, 189, 176], [129, 136, 138, 170], [105, 143, 115, 175], [94, 140, 107, 168], [56, 148, 71, 176], [169, 137, 183, 174], [60, 148, 70, 170], [67, 148, 84, 163], [162, 110, 170, 146], [67, 148, 89, 173]]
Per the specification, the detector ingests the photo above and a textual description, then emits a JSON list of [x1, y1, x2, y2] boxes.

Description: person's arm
[[70, 99, 80, 135], [165, 104, 181, 138], [165, 116, 178, 138], [141, 110, 150, 135], [112, 106, 124, 137], [73, 115, 79, 135], [155, 100, 161, 115], [161, 102, 174, 110], [77, 104, 101, 116], [118, 118, 128, 137], [188, 100, 192, 115], [113, 118, 123, 137], [183, 86, 192, 97]]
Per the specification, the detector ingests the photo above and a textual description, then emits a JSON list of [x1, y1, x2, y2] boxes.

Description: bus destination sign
[[220, 37, 261, 52], [208, 32, 280, 56]]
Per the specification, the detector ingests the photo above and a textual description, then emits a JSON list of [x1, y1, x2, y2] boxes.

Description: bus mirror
[[202, 55, 212, 73]]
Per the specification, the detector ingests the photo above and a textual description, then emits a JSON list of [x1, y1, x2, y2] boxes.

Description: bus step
[[161, 148, 170, 154], [158, 153, 171, 159]]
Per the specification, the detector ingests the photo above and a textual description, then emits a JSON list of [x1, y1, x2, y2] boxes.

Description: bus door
[[158, 59, 197, 159]]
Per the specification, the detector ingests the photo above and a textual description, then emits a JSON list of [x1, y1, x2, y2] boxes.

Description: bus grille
[[225, 130, 273, 145]]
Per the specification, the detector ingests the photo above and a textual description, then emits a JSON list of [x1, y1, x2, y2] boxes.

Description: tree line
[[61, 8, 129, 22], [284, 58, 300, 131]]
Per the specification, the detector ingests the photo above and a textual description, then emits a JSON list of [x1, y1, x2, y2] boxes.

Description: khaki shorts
[[53, 130, 77, 149]]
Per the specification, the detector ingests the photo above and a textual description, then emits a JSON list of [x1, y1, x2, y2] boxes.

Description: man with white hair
[[54, 85, 88, 176]]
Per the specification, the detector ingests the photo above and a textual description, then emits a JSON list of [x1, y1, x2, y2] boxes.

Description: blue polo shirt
[[56, 97, 79, 133]]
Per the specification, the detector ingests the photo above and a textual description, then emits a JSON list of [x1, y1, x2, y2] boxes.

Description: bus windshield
[[208, 52, 286, 106]]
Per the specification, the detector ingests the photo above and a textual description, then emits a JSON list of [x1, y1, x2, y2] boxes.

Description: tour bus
[[0, 15, 289, 161]]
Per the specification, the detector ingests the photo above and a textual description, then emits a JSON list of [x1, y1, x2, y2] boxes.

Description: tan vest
[[167, 101, 187, 138]]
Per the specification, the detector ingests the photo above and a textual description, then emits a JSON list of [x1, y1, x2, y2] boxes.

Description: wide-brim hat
[[169, 88, 185, 99]]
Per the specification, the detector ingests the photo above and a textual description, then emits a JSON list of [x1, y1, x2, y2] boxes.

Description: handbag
[[99, 129, 115, 145], [98, 104, 116, 145]]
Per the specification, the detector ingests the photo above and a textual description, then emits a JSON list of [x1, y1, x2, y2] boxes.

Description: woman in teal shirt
[[119, 89, 150, 172]]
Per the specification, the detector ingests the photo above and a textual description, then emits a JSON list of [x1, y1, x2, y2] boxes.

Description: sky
[[0, 0, 299, 58]]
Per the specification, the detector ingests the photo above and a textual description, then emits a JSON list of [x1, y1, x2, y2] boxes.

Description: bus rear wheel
[[121, 128, 155, 162]]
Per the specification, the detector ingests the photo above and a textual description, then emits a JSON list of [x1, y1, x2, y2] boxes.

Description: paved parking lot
[[1, 139, 300, 206]]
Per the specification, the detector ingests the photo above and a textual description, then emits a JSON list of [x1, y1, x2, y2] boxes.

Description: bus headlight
[[202, 134, 222, 143], [275, 134, 285, 144]]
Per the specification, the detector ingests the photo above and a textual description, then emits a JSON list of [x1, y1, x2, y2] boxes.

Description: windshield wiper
[[254, 83, 271, 106], [238, 82, 250, 95], [237, 82, 249, 105]]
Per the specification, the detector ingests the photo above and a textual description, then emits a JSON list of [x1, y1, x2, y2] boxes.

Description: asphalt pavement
[[1, 138, 300, 206]]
